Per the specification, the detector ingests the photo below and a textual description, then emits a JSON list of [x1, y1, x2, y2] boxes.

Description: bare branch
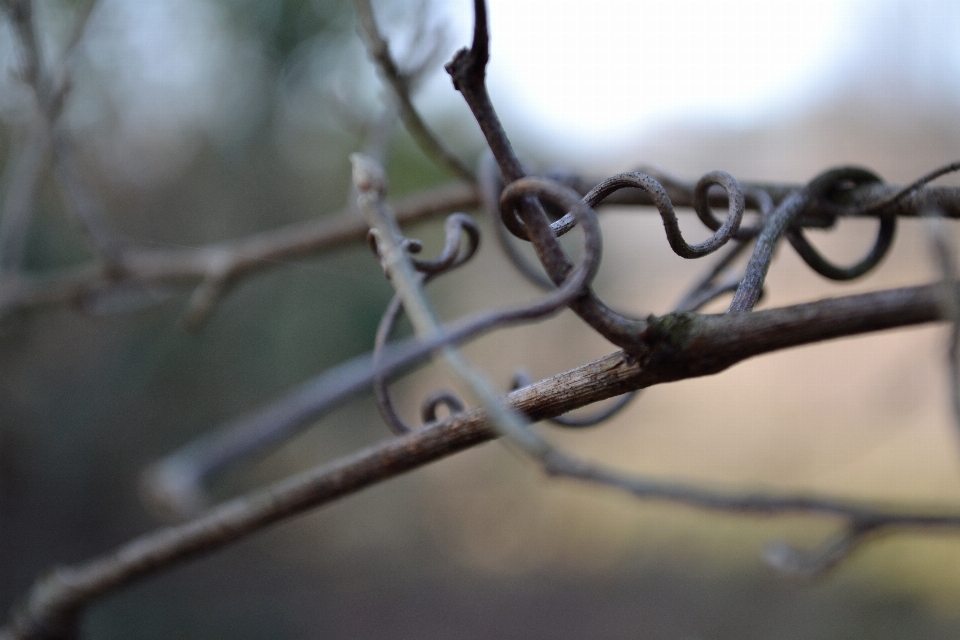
[[730, 167, 895, 312], [2, 153, 960, 321], [7, 1, 960, 637], [7, 281, 960, 639], [149, 278, 958, 520], [142, 175, 604, 518], [136, 161, 960, 514], [2, 0, 114, 265], [0, 181, 479, 318], [354, 0, 475, 182], [511, 369, 635, 429]]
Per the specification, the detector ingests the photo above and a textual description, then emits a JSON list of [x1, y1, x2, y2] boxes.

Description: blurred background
[[3, 0, 960, 637]]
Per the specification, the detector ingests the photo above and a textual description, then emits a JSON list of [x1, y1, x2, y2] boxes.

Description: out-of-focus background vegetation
[[3, 0, 960, 637]]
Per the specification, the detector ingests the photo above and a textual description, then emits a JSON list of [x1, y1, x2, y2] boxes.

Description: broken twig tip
[[350, 153, 387, 196]]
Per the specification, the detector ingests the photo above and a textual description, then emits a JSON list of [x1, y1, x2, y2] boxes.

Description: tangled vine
[[4, 0, 960, 638]]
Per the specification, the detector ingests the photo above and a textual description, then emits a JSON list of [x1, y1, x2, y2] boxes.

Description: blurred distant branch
[[0, 0, 54, 271], [6, 281, 960, 639], [0, 181, 478, 317], [0, 0, 111, 270], [354, 0, 474, 182]]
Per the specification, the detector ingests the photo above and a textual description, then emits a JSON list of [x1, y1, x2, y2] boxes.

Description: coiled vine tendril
[[371, 213, 480, 434]]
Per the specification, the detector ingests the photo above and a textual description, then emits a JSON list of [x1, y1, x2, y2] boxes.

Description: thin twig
[[51, 137, 121, 265], [354, 0, 475, 182], [446, 0, 650, 351], [141, 177, 603, 518], [355, 152, 550, 455], [764, 522, 883, 577], [0, 0, 55, 273], [3, 0, 113, 263]]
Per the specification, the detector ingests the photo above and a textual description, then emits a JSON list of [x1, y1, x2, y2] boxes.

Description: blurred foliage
[[219, 0, 352, 61]]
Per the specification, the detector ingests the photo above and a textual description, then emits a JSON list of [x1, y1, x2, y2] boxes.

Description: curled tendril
[[638, 165, 772, 235], [765, 521, 882, 577], [786, 167, 897, 281], [496, 176, 603, 287], [479, 153, 756, 296], [373, 213, 480, 434], [501, 170, 745, 260], [479, 153, 555, 290], [366, 212, 480, 277], [373, 294, 415, 434], [738, 185, 775, 238], [411, 212, 481, 274], [374, 177, 606, 435], [731, 166, 904, 313], [500, 174, 737, 350], [783, 161, 960, 282], [420, 390, 465, 424]]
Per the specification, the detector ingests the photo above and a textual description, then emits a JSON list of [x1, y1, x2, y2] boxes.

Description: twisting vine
[[372, 212, 481, 434], [6, 0, 960, 638]]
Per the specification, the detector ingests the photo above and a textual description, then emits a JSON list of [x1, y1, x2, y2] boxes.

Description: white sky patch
[[437, 0, 856, 152], [79, 0, 267, 185]]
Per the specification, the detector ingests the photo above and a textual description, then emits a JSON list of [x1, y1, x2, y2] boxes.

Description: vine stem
[[353, 153, 551, 455]]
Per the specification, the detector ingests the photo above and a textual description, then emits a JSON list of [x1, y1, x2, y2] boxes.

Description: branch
[[356, 151, 550, 455], [140, 161, 960, 514], [446, 12, 662, 351], [141, 175, 605, 517], [0, 181, 479, 317], [6, 281, 959, 639], [354, 0, 475, 182], [1, 0, 113, 268], [2, 146, 960, 320]]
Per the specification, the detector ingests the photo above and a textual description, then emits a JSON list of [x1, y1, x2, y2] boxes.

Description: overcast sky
[[433, 0, 960, 154]]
